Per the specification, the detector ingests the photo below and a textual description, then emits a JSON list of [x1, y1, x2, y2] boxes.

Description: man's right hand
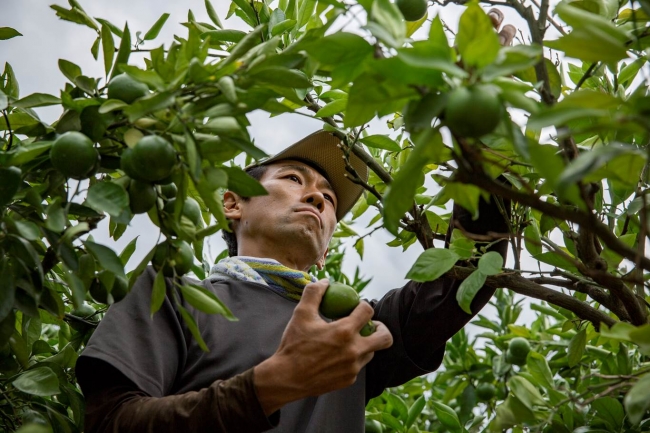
[[253, 279, 393, 416]]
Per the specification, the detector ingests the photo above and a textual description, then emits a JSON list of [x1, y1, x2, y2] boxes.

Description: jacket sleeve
[[78, 359, 278, 433], [76, 267, 279, 433], [366, 193, 510, 400]]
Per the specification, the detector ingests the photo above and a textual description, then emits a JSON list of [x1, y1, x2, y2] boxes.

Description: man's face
[[224, 160, 338, 270]]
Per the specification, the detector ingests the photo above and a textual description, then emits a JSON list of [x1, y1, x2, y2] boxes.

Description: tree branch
[[448, 266, 617, 328]]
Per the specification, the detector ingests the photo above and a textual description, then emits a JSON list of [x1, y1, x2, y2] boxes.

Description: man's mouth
[[295, 207, 322, 227]]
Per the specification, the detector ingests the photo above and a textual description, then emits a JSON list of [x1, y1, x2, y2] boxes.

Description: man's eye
[[287, 175, 301, 183], [324, 194, 334, 205]]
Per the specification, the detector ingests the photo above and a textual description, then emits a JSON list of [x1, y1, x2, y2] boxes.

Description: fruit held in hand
[[319, 282, 360, 319], [152, 239, 194, 277], [121, 135, 177, 182], [360, 321, 377, 337], [107, 73, 149, 104], [50, 132, 99, 179], [396, 0, 428, 21], [444, 84, 503, 138]]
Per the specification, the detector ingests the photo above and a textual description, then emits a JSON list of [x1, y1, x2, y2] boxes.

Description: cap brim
[[250, 130, 368, 221]]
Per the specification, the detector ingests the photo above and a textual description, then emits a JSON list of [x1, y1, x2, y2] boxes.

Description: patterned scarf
[[209, 256, 317, 301]]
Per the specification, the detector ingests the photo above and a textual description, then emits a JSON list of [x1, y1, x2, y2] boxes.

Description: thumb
[[298, 279, 329, 310]]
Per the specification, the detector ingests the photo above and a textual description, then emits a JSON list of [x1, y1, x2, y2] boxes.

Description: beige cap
[[250, 130, 368, 221]]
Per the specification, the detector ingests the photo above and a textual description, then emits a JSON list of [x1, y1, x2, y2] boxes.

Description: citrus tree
[[1, 0, 650, 431]]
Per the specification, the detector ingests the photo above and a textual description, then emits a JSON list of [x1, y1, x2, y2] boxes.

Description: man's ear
[[223, 191, 242, 221], [316, 248, 329, 270]]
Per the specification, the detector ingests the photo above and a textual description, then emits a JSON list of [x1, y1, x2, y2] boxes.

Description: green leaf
[[359, 135, 401, 152], [16, 424, 51, 433], [591, 397, 624, 431], [143, 13, 170, 40], [196, 174, 229, 229], [180, 283, 236, 319], [383, 129, 444, 233], [95, 18, 124, 37], [203, 29, 246, 43], [119, 236, 138, 266], [249, 67, 311, 88], [315, 99, 346, 117], [13, 367, 60, 396], [111, 22, 131, 79], [13, 93, 61, 109], [455, 3, 501, 68], [557, 145, 643, 191], [431, 401, 462, 432], [99, 98, 128, 113], [478, 251, 503, 276], [177, 304, 209, 352], [0, 259, 14, 322], [370, 0, 406, 48], [150, 269, 167, 316], [85, 181, 129, 218], [527, 351, 554, 390], [205, 0, 223, 28], [83, 241, 126, 279], [120, 64, 164, 90], [222, 166, 268, 197], [508, 376, 547, 411], [218, 25, 266, 70], [524, 222, 542, 256], [568, 328, 587, 367], [101, 23, 115, 76], [456, 270, 487, 314], [624, 373, 650, 425], [0, 27, 22, 40], [124, 91, 175, 122], [385, 392, 409, 422], [405, 395, 426, 428], [545, 1, 629, 62], [406, 248, 459, 282]]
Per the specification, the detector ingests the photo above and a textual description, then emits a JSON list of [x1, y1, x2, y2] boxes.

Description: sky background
[[2, 0, 543, 328]]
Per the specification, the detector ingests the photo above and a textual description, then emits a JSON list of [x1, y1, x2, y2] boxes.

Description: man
[[76, 127, 511, 432]]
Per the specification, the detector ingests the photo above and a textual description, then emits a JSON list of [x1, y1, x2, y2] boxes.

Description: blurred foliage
[[2, 0, 650, 431]]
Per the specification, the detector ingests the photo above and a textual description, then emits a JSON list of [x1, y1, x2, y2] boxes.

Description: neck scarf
[[209, 256, 317, 301]]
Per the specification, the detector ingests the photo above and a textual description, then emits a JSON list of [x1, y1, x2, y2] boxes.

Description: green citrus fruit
[[89, 273, 128, 304], [128, 180, 157, 214], [107, 73, 149, 104], [505, 349, 527, 366], [0, 166, 22, 207], [160, 183, 178, 199], [152, 239, 194, 277], [164, 198, 202, 226], [396, 0, 428, 21], [128, 135, 177, 182], [71, 303, 96, 318], [444, 84, 503, 138], [111, 276, 128, 302], [476, 383, 496, 401], [319, 282, 360, 319], [360, 320, 377, 337], [365, 419, 383, 433], [508, 337, 531, 359], [50, 132, 99, 179]]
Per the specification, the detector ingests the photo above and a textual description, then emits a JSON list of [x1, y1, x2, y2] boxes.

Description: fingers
[[347, 300, 375, 326], [487, 8, 504, 30], [297, 279, 329, 313], [499, 24, 516, 46], [363, 321, 393, 351]]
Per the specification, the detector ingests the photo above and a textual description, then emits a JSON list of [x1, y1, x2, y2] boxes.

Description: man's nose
[[305, 192, 324, 211]]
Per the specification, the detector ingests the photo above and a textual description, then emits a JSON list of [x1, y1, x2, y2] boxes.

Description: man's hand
[[253, 279, 393, 416]]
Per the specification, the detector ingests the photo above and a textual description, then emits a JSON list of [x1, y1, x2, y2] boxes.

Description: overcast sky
[[2, 1, 543, 325]]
